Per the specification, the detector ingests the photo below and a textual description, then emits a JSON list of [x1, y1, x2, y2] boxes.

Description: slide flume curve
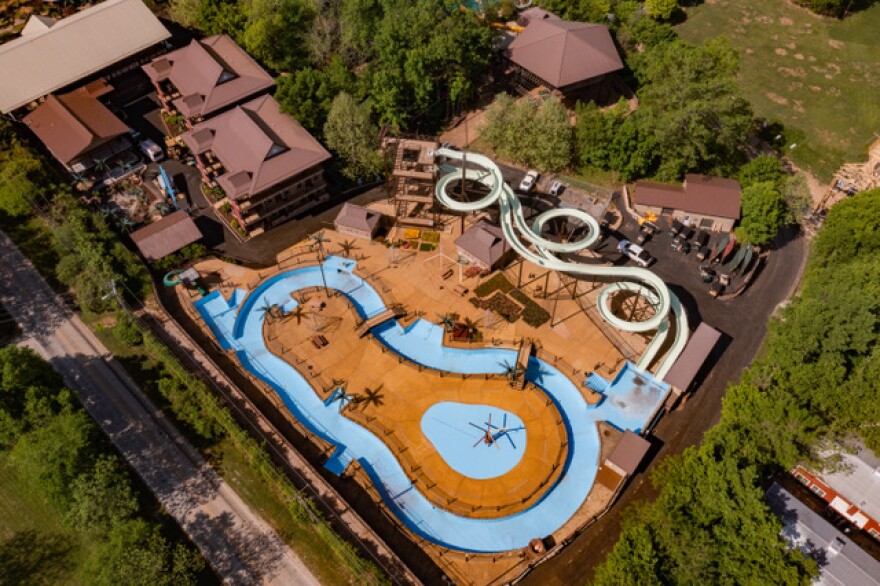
[[434, 148, 689, 377]]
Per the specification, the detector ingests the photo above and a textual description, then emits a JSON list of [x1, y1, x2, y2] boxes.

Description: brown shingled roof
[[23, 87, 129, 164], [142, 35, 274, 120], [130, 210, 202, 261], [335, 203, 381, 233], [181, 95, 331, 201], [662, 322, 722, 392], [505, 18, 623, 89], [606, 431, 651, 476], [455, 220, 510, 267], [634, 174, 742, 220]]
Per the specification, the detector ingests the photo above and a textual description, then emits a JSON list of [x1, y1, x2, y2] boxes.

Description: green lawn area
[[677, 0, 880, 182], [0, 453, 92, 585]]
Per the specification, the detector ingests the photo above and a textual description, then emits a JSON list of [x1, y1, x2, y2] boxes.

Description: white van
[[138, 139, 164, 162]]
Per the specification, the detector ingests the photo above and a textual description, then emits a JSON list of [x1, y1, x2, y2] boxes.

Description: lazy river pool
[[195, 257, 669, 552]]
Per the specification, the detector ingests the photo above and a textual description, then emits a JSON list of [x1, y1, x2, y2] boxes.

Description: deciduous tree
[[324, 92, 383, 180], [736, 181, 786, 246]]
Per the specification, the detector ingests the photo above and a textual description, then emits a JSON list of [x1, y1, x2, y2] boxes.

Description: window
[[660, 207, 674, 216], [794, 472, 810, 485], [869, 528, 880, 540], [810, 484, 826, 498], [700, 218, 714, 229]]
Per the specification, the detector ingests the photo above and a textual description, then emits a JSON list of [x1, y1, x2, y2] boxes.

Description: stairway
[[585, 372, 610, 394], [324, 447, 355, 476]]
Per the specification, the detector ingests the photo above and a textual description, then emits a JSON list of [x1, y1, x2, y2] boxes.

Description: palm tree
[[310, 230, 330, 261], [310, 231, 331, 295], [98, 205, 118, 219], [115, 216, 136, 233], [337, 239, 359, 258], [435, 312, 458, 332], [288, 304, 307, 325], [499, 359, 525, 385], [358, 384, 384, 410]]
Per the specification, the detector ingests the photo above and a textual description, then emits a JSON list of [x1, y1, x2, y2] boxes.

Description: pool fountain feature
[[421, 404, 526, 480]]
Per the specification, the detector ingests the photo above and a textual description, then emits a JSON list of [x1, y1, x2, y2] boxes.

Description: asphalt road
[[0, 229, 320, 586], [522, 214, 808, 584]]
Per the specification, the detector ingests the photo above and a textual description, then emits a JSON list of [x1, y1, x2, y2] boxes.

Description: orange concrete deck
[[263, 289, 568, 518]]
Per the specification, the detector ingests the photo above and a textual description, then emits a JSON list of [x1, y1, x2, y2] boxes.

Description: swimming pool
[[195, 257, 669, 552]]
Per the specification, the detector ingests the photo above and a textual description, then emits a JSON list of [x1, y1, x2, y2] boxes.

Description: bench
[[453, 284, 469, 296], [442, 268, 454, 280]]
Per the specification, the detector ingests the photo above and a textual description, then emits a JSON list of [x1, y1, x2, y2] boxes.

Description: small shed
[[334, 203, 382, 240], [130, 211, 202, 261], [663, 322, 722, 401], [605, 431, 651, 478], [455, 220, 511, 271]]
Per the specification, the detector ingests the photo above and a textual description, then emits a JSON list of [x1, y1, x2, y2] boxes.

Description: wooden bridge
[[515, 339, 534, 390], [355, 304, 407, 338]]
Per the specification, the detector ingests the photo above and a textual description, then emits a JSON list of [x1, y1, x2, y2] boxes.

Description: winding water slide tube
[[434, 148, 689, 377]]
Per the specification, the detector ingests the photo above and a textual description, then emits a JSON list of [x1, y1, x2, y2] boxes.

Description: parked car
[[519, 170, 539, 192], [138, 139, 164, 162], [637, 221, 658, 244], [618, 240, 654, 267], [549, 180, 564, 197]]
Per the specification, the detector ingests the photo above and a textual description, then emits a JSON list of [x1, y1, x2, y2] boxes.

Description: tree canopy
[[323, 92, 383, 180], [0, 347, 205, 583], [481, 94, 573, 172], [594, 189, 880, 583], [736, 181, 786, 247]]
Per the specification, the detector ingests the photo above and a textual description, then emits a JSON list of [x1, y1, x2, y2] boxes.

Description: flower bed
[[470, 292, 522, 322], [510, 289, 550, 328], [422, 231, 441, 243], [473, 273, 514, 298]]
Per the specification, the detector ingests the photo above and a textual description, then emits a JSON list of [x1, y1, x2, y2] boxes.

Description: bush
[[419, 242, 435, 251], [473, 273, 514, 298], [113, 313, 143, 346], [510, 289, 551, 327], [470, 292, 522, 322]]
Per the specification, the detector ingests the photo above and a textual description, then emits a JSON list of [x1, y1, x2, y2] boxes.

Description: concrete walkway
[[0, 229, 320, 586]]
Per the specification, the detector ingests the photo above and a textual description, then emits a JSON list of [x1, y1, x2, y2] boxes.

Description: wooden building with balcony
[[181, 95, 331, 238], [142, 35, 274, 131]]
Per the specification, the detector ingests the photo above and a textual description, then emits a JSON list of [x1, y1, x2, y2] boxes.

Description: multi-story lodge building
[[181, 95, 331, 238], [142, 34, 274, 130]]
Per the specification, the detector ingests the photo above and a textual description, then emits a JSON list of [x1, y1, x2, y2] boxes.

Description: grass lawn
[[677, 0, 880, 182], [0, 453, 91, 585]]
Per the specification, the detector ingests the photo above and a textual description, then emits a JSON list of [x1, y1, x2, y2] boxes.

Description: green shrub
[[473, 273, 514, 298], [113, 313, 143, 346], [510, 289, 550, 327], [419, 242, 435, 251]]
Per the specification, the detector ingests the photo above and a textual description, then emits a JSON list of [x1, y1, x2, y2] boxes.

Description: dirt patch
[[775, 47, 788, 56], [792, 100, 806, 113], [809, 85, 823, 92], [767, 92, 789, 105], [794, 53, 804, 60], [777, 66, 806, 78], [827, 39, 845, 49], [779, 17, 794, 25]]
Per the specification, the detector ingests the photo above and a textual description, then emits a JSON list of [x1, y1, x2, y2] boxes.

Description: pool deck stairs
[[585, 372, 611, 394], [355, 304, 407, 337], [325, 447, 355, 476]]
